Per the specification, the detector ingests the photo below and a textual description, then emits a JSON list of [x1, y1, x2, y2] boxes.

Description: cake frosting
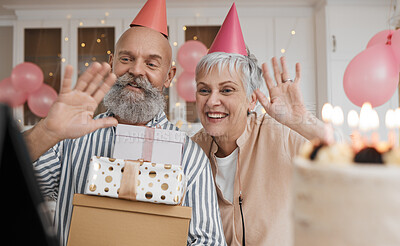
[[292, 141, 400, 246]]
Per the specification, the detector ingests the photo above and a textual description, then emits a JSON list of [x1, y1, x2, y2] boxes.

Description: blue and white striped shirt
[[33, 111, 226, 246]]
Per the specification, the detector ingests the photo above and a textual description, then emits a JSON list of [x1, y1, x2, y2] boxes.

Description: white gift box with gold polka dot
[[84, 156, 187, 205]]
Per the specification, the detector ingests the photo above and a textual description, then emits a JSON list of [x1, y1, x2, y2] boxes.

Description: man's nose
[[128, 61, 145, 77]]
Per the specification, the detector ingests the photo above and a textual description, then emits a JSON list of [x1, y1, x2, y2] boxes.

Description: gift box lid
[[115, 124, 186, 144], [73, 194, 191, 219]]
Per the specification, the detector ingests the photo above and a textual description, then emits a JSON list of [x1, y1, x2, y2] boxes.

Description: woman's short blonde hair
[[195, 49, 264, 99]]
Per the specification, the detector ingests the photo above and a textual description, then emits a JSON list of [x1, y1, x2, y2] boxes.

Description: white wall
[[316, 1, 399, 141]]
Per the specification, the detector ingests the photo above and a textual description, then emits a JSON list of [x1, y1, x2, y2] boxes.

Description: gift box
[[84, 156, 187, 205], [67, 194, 192, 246], [113, 124, 186, 166]]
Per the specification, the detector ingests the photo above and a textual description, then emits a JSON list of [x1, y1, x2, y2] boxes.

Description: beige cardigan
[[192, 112, 307, 246]]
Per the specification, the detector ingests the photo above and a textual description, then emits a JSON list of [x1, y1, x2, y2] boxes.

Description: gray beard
[[103, 73, 166, 124]]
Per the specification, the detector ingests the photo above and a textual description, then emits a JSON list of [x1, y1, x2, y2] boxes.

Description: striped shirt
[[33, 111, 226, 246]]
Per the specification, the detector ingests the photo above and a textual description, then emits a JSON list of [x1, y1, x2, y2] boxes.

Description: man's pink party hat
[[130, 0, 168, 37], [208, 3, 247, 56]]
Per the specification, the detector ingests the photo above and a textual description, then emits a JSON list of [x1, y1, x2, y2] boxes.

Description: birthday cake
[[292, 140, 400, 246]]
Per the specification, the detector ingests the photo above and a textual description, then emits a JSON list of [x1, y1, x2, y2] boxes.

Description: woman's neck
[[214, 135, 238, 158]]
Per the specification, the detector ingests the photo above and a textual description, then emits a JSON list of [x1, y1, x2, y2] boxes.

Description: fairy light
[[107, 50, 111, 55], [96, 38, 101, 43], [182, 26, 187, 31], [81, 42, 86, 47], [173, 42, 178, 46], [64, 37, 69, 41], [291, 30, 296, 35], [280, 48, 286, 54], [79, 21, 83, 26]]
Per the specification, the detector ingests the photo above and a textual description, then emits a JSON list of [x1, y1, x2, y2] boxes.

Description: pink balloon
[[177, 40, 208, 73], [0, 77, 28, 107], [176, 71, 196, 102], [366, 29, 394, 48], [11, 62, 44, 93], [27, 83, 58, 117], [391, 29, 400, 64], [343, 44, 399, 107]]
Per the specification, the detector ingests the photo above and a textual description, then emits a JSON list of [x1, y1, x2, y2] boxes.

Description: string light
[[61, 58, 66, 63], [182, 26, 187, 31], [49, 72, 53, 76], [291, 30, 296, 35], [107, 50, 111, 54], [105, 12, 109, 17], [100, 20, 105, 24], [64, 37, 69, 41], [173, 42, 178, 46], [280, 48, 286, 54], [85, 62, 89, 67], [172, 61, 176, 66], [96, 38, 101, 43], [81, 42, 86, 47], [79, 21, 83, 26], [193, 36, 198, 40]]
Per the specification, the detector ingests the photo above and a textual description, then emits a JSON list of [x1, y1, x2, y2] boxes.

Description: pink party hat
[[130, 0, 168, 37], [208, 3, 247, 56]]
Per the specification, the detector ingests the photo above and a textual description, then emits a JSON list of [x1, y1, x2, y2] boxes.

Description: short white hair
[[195, 50, 264, 99]]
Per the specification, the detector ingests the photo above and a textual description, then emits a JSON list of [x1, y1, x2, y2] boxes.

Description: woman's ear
[[248, 91, 257, 111]]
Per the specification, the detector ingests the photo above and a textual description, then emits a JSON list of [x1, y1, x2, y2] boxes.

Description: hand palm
[[42, 62, 118, 141], [255, 57, 306, 126]]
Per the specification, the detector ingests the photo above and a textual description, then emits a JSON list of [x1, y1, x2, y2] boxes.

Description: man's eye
[[147, 63, 157, 67], [119, 57, 130, 62]]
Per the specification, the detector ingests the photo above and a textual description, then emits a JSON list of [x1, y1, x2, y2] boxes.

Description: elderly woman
[[191, 4, 325, 246]]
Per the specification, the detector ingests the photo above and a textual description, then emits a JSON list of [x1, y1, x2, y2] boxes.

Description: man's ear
[[164, 65, 177, 88], [108, 53, 114, 70], [248, 91, 257, 111]]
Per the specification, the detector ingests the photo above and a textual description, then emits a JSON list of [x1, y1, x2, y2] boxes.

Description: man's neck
[[115, 115, 148, 126]]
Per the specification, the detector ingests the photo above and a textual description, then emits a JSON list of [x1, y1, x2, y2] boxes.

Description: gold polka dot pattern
[[84, 156, 187, 205]]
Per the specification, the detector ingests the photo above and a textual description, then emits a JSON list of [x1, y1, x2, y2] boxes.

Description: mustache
[[115, 73, 154, 91]]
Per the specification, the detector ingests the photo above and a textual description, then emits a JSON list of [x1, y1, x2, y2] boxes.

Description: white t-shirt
[[214, 148, 238, 203]]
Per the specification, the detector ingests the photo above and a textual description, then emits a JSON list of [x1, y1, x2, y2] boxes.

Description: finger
[[254, 89, 271, 112], [93, 72, 117, 104], [75, 62, 102, 91], [85, 62, 112, 95], [280, 57, 291, 81], [261, 63, 275, 90], [60, 65, 74, 94], [271, 57, 282, 84], [89, 117, 119, 132], [294, 62, 301, 84]]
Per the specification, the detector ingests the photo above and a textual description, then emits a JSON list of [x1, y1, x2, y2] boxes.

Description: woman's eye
[[221, 88, 234, 94], [197, 88, 210, 94]]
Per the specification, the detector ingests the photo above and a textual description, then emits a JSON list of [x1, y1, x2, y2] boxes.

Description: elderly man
[[23, 1, 226, 245]]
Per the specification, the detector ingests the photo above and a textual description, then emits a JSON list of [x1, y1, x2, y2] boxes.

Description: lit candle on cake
[[370, 109, 380, 146], [359, 102, 372, 145], [385, 109, 396, 147], [347, 110, 363, 151], [321, 103, 334, 145]]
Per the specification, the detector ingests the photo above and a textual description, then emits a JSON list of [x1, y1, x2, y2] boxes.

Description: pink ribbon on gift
[[118, 160, 141, 201], [142, 127, 155, 162]]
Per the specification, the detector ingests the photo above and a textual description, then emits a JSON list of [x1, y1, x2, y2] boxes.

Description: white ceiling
[[0, 0, 392, 17]]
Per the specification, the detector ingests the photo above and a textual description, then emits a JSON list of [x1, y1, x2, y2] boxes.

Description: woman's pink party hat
[[208, 3, 247, 56], [130, 0, 168, 37]]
